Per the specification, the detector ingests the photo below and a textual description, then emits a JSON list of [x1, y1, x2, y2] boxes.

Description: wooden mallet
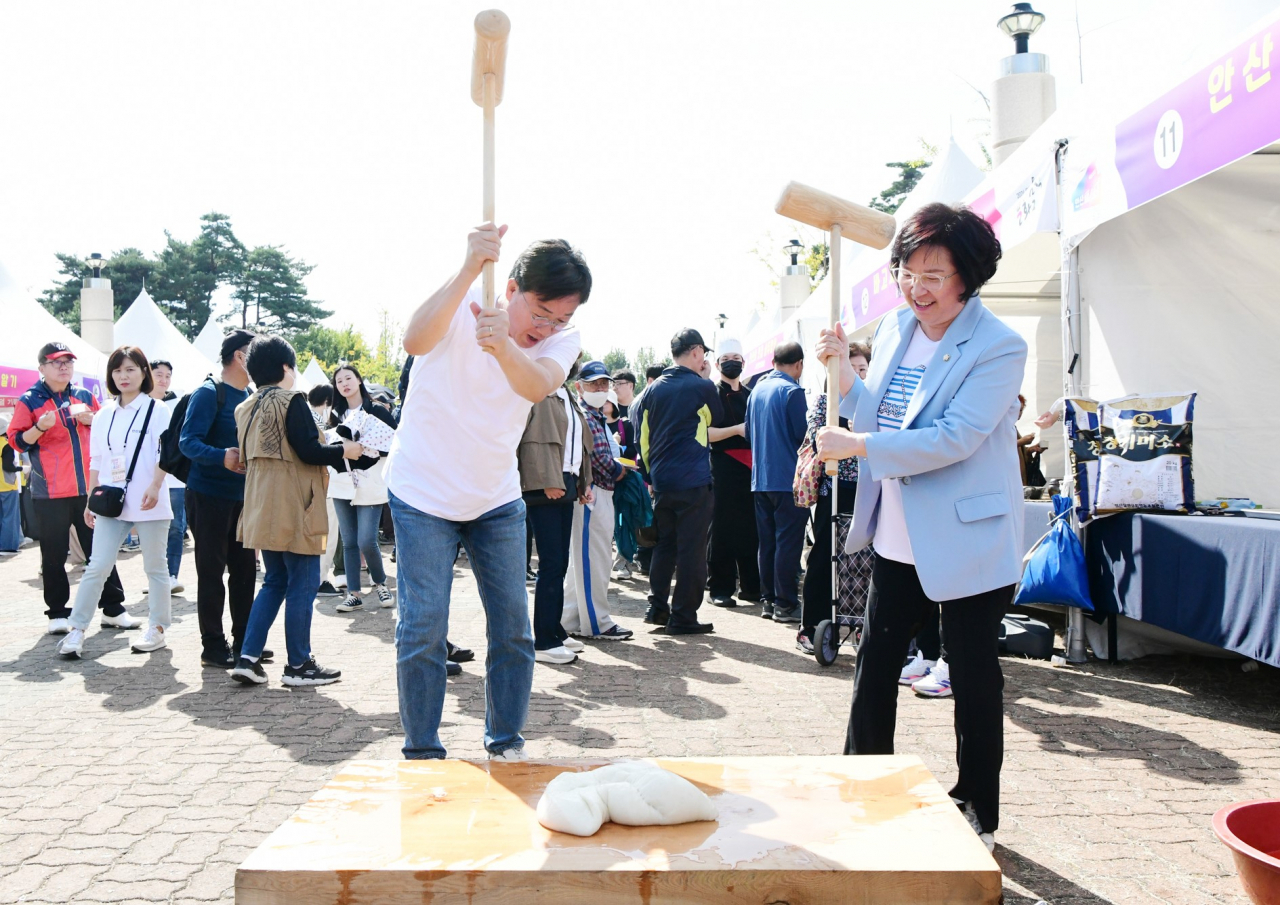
[[775, 181, 896, 474], [471, 9, 511, 310]]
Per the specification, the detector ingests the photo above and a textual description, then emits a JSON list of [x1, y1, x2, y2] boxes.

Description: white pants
[[562, 488, 616, 635], [319, 497, 340, 582], [69, 515, 171, 630]]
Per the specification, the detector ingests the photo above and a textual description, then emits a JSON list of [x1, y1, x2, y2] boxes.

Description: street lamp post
[[80, 252, 115, 354]]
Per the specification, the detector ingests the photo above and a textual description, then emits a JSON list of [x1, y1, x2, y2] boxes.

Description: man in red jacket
[[6, 342, 135, 635]]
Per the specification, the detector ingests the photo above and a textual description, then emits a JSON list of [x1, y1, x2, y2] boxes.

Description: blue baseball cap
[[577, 360, 613, 382]]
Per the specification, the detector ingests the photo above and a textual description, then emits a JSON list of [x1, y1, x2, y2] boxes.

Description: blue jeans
[[390, 492, 534, 759], [333, 499, 387, 592], [165, 487, 187, 579], [240, 550, 319, 667], [0, 490, 21, 552], [754, 490, 809, 610]]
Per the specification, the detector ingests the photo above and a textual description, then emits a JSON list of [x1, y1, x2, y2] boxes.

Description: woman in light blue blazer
[[815, 202, 1027, 851]]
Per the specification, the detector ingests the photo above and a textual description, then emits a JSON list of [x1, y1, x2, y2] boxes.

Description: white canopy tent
[[192, 314, 224, 365], [0, 261, 108, 407], [114, 287, 219, 396], [297, 358, 328, 394]]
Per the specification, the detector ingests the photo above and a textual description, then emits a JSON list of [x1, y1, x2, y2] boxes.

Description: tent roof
[[0, 260, 108, 404], [297, 358, 328, 393], [192, 314, 224, 364], [114, 287, 219, 395]]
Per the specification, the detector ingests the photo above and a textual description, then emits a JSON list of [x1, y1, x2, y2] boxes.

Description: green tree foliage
[[805, 242, 829, 288], [37, 248, 158, 331], [231, 245, 329, 332], [38, 212, 325, 339], [632, 346, 672, 376], [602, 348, 630, 374], [292, 310, 402, 393], [869, 159, 932, 214]]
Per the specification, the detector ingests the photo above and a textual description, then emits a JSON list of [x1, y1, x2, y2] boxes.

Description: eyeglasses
[[43, 359, 75, 369], [891, 267, 957, 294], [519, 292, 573, 332]]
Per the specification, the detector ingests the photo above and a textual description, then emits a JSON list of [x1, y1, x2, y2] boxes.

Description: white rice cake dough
[[536, 762, 718, 837]]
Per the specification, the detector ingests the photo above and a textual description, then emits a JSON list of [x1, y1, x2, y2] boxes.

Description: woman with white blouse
[[58, 347, 173, 659]]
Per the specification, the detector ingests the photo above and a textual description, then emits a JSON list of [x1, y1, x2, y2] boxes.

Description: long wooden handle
[[825, 224, 841, 476], [482, 72, 497, 310]]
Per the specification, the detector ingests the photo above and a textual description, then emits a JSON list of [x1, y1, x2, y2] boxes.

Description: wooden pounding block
[[236, 755, 1000, 904]]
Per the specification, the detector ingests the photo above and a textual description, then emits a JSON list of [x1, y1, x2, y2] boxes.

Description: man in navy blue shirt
[[179, 329, 256, 667], [745, 341, 809, 623], [631, 329, 723, 634]]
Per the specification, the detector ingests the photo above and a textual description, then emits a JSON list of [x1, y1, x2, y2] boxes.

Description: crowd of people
[[4, 201, 1030, 851]]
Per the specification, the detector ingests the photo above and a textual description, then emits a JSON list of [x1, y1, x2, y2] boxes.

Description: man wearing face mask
[[562, 360, 635, 642], [706, 340, 760, 607]]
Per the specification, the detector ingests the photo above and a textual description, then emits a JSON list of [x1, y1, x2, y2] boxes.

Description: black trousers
[[845, 555, 1011, 833], [801, 480, 855, 631], [707, 455, 759, 599], [186, 488, 257, 651], [33, 495, 125, 619], [525, 497, 573, 650], [648, 484, 714, 627]]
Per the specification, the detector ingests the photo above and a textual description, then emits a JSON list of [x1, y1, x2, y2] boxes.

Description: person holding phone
[[7, 342, 133, 636]]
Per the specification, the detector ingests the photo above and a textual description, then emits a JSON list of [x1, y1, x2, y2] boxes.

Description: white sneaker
[[170, 576, 184, 594], [47, 618, 71, 635], [101, 611, 142, 630], [131, 625, 167, 653], [562, 637, 585, 652], [961, 802, 995, 852], [373, 583, 394, 608], [912, 659, 952, 697], [898, 651, 936, 686], [58, 627, 86, 658], [534, 646, 577, 665], [487, 747, 528, 762]]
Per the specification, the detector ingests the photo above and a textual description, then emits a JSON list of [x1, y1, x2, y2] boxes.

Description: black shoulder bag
[[88, 399, 156, 518]]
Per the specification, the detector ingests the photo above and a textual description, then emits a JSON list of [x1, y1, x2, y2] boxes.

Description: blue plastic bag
[[1014, 495, 1094, 611]]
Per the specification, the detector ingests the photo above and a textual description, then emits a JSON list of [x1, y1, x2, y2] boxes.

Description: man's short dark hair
[[509, 239, 592, 304], [149, 359, 173, 373], [645, 365, 664, 381], [221, 329, 257, 365], [890, 202, 1002, 302], [245, 335, 296, 386], [773, 341, 804, 367], [612, 369, 636, 386], [308, 384, 334, 407], [105, 346, 155, 396]]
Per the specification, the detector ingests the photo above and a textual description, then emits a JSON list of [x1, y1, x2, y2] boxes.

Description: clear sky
[[1, 1, 1274, 364]]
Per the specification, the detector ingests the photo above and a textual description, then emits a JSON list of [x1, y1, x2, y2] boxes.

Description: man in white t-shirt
[[385, 223, 590, 760]]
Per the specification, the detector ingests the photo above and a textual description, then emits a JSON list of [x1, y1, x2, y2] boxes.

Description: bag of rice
[[1093, 393, 1196, 514], [1061, 397, 1101, 522]]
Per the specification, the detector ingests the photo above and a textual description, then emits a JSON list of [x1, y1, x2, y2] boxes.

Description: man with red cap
[[7, 342, 135, 635]]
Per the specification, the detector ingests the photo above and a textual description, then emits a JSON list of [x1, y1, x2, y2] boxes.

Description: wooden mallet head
[[774, 182, 897, 249], [471, 10, 511, 107]]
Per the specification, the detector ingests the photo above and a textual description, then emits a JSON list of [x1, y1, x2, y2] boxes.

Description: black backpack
[[159, 378, 227, 483]]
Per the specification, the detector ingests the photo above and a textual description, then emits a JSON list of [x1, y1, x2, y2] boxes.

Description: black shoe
[[773, 606, 800, 624], [737, 591, 762, 603], [447, 642, 475, 663], [710, 596, 738, 608], [665, 622, 714, 635], [643, 605, 669, 626], [525, 568, 537, 582], [230, 657, 268, 685], [282, 659, 341, 687], [446, 661, 462, 677], [316, 581, 341, 598], [760, 602, 775, 619], [260, 648, 274, 663], [201, 644, 235, 669]]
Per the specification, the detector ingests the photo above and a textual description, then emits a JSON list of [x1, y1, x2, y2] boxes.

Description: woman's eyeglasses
[[891, 267, 956, 294]]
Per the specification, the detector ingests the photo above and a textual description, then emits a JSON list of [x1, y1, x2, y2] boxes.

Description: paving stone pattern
[[1, 539, 1277, 904]]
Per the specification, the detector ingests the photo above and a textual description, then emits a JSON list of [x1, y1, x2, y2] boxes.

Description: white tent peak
[[114, 287, 218, 395], [192, 313, 224, 364]]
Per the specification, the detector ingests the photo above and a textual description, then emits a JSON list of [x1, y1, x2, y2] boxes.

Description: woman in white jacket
[[328, 364, 397, 612]]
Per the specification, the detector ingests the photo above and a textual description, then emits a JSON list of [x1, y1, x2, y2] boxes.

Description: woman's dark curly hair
[[890, 202, 1002, 302]]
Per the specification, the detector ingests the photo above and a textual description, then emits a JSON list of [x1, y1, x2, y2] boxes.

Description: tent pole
[[1056, 139, 1090, 664]]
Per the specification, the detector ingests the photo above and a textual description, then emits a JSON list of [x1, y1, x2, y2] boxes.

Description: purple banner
[[0, 364, 104, 408], [1116, 22, 1279, 210]]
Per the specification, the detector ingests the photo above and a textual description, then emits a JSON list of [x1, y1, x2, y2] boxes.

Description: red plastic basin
[[1213, 800, 1280, 905]]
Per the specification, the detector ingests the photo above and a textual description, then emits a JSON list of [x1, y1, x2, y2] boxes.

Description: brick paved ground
[[1, 537, 1277, 904]]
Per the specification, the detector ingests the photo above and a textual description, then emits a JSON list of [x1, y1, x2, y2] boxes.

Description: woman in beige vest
[[228, 335, 362, 687]]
